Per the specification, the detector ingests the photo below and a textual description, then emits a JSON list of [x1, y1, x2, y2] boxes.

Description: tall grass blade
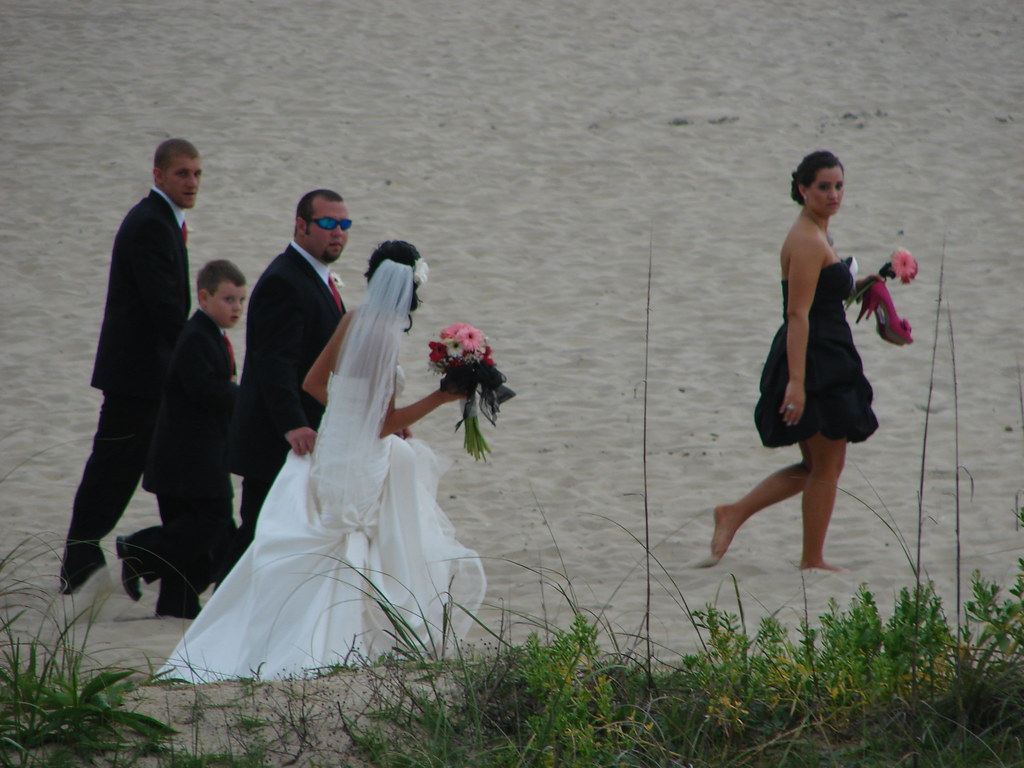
[[641, 224, 655, 679]]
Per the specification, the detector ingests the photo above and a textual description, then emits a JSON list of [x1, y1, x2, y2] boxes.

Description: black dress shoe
[[58, 560, 105, 595], [116, 536, 143, 602]]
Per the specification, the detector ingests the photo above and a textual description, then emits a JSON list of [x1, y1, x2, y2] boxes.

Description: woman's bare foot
[[695, 506, 740, 568], [711, 505, 741, 558], [799, 559, 847, 572]]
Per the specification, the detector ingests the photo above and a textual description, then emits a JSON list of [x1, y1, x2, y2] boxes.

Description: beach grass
[[3, 546, 1024, 767], [0, 545, 172, 767], [334, 563, 1024, 768]]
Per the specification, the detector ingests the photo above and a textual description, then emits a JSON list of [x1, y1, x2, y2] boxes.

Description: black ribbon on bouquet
[[441, 362, 515, 428], [878, 261, 898, 280]]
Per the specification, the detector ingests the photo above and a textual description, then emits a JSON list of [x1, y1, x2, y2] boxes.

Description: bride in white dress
[[160, 242, 486, 682]]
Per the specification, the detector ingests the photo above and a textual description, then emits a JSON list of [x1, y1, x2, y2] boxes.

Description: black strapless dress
[[754, 260, 878, 447]]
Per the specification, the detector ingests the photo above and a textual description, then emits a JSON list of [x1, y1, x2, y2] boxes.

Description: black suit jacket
[[228, 246, 344, 481], [144, 311, 238, 499], [91, 190, 190, 400]]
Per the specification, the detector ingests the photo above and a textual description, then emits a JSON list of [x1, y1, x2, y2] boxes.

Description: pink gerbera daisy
[[456, 326, 485, 354], [890, 249, 918, 284], [439, 322, 472, 340]]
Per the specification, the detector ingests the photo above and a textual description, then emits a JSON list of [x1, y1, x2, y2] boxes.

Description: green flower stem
[[845, 275, 880, 310], [464, 416, 492, 461]]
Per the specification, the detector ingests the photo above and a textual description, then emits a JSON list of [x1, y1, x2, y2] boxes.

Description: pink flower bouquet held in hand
[[428, 323, 514, 461], [846, 248, 918, 347], [846, 248, 919, 308]]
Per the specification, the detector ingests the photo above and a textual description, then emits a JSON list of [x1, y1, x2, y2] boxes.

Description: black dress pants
[[60, 393, 158, 592], [213, 473, 275, 586], [123, 495, 236, 618]]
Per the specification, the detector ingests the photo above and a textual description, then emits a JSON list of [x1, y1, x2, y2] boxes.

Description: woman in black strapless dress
[[703, 151, 878, 571]]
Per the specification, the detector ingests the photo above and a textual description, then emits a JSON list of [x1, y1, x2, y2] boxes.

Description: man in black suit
[[216, 189, 349, 582], [60, 138, 202, 594], [118, 260, 245, 618]]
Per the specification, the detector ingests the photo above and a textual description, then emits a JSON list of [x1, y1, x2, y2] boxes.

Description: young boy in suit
[[117, 260, 246, 618]]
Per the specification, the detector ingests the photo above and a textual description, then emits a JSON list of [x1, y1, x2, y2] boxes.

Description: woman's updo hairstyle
[[790, 150, 844, 205], [364, 240, 422, 326]]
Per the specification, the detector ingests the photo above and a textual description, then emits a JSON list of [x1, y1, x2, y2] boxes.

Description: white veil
[[309, 260, 415, 527]]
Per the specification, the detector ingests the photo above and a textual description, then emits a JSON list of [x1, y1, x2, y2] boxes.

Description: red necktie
[[223, 332, 235, 377], [181, 221, 188, 245], [329, 278, 342, 310]]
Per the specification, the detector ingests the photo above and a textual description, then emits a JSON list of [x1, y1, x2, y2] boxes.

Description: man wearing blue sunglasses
[[218, 189, 350, 582]]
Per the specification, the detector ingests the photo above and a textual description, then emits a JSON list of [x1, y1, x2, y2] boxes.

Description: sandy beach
[[2, 0, 1023, 740]]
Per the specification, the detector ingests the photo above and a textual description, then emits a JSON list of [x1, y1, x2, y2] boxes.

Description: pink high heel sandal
[[856, 281, 913, 345]]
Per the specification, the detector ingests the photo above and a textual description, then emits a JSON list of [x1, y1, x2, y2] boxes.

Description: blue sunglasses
[[310, 217, 352, 231]]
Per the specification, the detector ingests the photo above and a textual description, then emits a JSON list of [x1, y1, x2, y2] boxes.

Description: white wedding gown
[[159, 368, 486, 682]]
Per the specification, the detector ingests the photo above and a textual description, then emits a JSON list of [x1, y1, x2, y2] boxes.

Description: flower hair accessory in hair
[[413, 259, 429, 287]]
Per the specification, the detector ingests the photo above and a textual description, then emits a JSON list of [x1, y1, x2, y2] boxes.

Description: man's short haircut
[[296, 189, 344, 221], [154, 138, 200, 171], [197, 259, 246, 295]]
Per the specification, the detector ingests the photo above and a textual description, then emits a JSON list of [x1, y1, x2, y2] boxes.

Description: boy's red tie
[[223, 332, 235, 377]]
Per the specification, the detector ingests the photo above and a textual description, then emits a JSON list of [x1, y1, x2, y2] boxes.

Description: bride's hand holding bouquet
[[429, 323, 514, 461]]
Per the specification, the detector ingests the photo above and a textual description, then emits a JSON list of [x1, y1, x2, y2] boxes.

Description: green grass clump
[[4, 554, 1023, 767], [345, 567, 1024, 768], [0, 609, 174, 767]]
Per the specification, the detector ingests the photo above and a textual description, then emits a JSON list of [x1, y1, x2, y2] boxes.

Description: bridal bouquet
[[428, 323, 514, 461], [846, 248, 918, 308]]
